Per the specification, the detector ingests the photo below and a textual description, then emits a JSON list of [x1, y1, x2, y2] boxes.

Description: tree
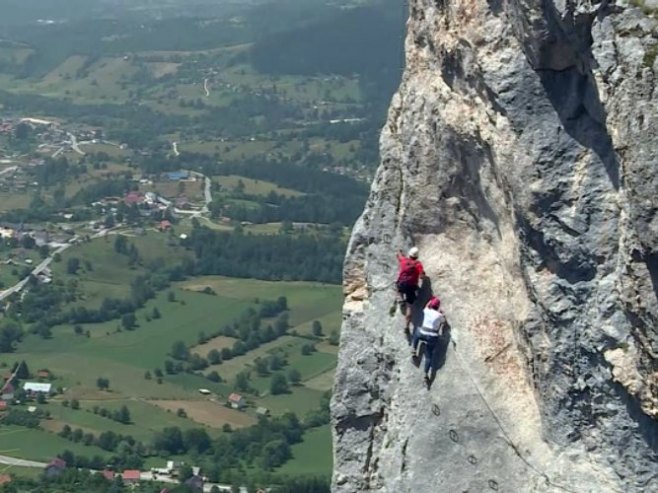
[[154, 368, 163, 378], [234, 371, 250, 392], [115, 405, 131, 424], [171, 340, 189, 360], [14, 122, 30, 140], [261, 439, 291, 469], [73, 325, 83, 336], [176, 408, 187, 418], [220, 348, 232, 360], [183, 428, 211, 454], [153, 426, 185, 455], [144, 370, 152, 380], [288, 368, 301, 385], [66, 257, 81, 275], [0, 322, 23, 354], [178, 464, 194, 483], [151, 307, 161, 319], [207, 349, 221, 365], [121, 313, 137, 331], [207, 371, 221, 383], [255, 357, 269, 376], [312, 320, 323, 337], [167, 291, 176, 302], [329, 329, 340, 346], [96, 377, 110, 390], [270, 373, 289, 395], [14, 360, 30, 379], [301, 343, 316, 355], [114, 235, 127, 254], [70, 399, 80, 410]]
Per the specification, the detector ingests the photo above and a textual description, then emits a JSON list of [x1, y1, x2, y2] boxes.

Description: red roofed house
[[1, 382, 14, 401], [0, 474, 11, 485], [37, 370, 51, 379], [124, 191, 145, 206], [159, 220, 172, 232], [101, 470, 115, 481], [45, 458, 66, 478], [228, 393, 245, 409], [121, 470, 141, 483], [0, 401, 7, 411]]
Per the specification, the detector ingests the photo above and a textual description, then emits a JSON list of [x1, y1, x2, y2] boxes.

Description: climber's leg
[[424, 336, 438, 377]]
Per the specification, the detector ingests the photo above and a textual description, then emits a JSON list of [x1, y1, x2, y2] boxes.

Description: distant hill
[[249, 2, 405, 104]]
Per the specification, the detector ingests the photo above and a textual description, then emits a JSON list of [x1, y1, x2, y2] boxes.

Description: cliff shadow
[[538, 69, 619, 189], [426, 323, 451, 390]]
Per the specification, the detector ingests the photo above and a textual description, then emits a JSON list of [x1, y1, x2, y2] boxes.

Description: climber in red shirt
[[396, 246, 425, 338]]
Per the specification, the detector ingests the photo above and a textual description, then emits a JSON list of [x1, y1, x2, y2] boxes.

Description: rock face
[[331, 1, 658, 492]]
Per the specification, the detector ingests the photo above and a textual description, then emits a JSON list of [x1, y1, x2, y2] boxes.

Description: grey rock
[[332, 1, 658, 492]]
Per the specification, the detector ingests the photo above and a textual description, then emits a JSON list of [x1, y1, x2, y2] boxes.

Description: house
[[101, 470, 115, 481], [37, 369, 51, 379], [44, 457, 66, 478], [159, 220, 172, 231], [121, 470, 141, 483], [162, 170, 189, 181], [228, 393, 245, 409], [0, 227, 15, 239], [23, 382, 52, 394], [1, 382, 14, 401], [0, 474, 11, 485], [198, 388, 211, 395], [175, 196, 191, 210], [256, 406, 270, 417], [124, 191, 145, 206], [184, 475, 204, 491], [0, 401, 7, 411]]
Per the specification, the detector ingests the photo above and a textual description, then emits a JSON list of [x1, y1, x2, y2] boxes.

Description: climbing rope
[[449, 341, 623, 493]]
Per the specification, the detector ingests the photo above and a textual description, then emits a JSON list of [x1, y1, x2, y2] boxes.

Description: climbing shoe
[[424, 374, 431, 389]]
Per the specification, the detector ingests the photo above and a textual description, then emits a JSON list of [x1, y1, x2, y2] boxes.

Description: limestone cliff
[[331, 1, 658, 492]]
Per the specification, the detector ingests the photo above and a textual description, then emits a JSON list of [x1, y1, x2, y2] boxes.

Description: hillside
[[332, 0, 658, 492]]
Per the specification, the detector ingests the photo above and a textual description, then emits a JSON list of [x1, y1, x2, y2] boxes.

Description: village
[[0, 366, 269, 493]]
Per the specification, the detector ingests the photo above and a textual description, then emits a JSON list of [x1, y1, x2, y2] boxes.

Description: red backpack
[[398, 257, 419, 285]]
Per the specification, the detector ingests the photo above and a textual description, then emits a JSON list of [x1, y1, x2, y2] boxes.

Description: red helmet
[[428, 296, 440, 310]]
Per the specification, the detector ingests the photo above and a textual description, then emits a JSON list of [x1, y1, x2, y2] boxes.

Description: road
[[204, 176, 212, 210], [172, 142, 180, 156], [0, 240, 75, 302], [0, 455, 47, 468], [67, 132, 86, 156], [0, 230, 111, 303], [203, 78, 210, 97], [0, 166, 17, 177]]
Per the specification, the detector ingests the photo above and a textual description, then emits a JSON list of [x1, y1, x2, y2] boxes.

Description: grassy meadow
[[1, 233, 342, 477]]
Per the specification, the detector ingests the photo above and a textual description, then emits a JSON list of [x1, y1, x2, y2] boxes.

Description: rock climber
[[396, 246, 425, 338], [412, 296, 446, 387]]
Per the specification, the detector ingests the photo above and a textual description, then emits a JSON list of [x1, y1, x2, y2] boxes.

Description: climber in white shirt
[[412, 296, 446, 386]]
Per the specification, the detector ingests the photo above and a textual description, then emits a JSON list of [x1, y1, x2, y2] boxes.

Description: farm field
[[215, 175, 303, 197], [1, 265, 341, 467], [0, 425, 109, 462]]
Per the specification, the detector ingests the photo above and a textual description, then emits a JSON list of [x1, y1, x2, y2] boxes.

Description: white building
[[23, 382, 52, 393]]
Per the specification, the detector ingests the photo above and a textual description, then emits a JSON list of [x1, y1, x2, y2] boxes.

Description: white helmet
[[408, 247, 419, 259]]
